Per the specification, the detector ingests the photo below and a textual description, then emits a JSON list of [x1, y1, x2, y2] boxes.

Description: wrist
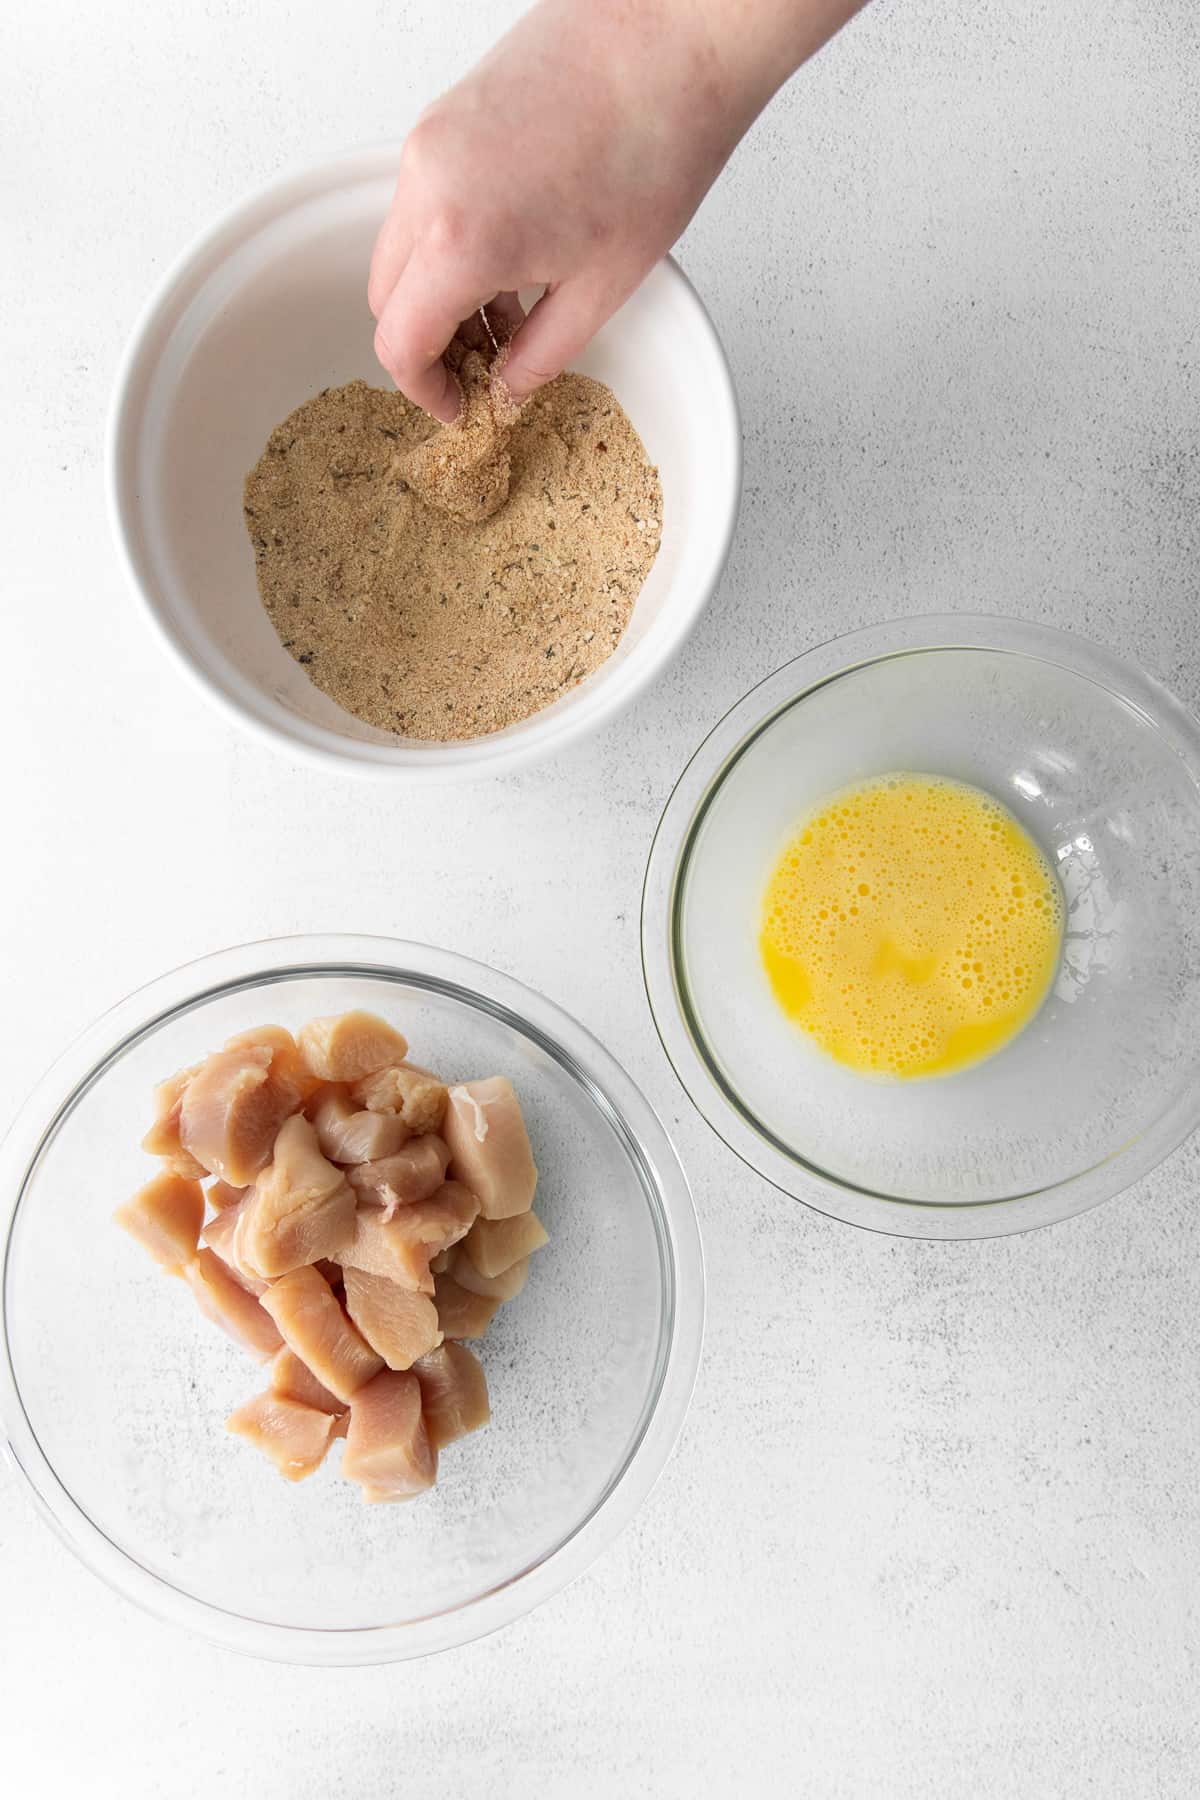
[[532, 0, 865, 162], [522, 0, 776, 182]]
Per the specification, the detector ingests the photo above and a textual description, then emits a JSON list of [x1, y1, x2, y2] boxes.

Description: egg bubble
[[760, 773, 1065, 1079]]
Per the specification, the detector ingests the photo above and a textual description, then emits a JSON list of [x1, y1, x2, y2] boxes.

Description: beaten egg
[[760, 774, 1064, 1079]]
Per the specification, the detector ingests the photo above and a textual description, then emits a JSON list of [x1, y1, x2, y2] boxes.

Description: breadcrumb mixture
[[243, 373, 662, 740]]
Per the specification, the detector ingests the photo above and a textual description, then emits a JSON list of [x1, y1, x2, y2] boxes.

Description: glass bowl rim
[[641, 612, 1200, 1241], [0, 933, 704, 1664]]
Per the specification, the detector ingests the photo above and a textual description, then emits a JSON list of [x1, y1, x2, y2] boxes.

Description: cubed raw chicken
[[234, 1115, 355, 1278], [226, 1393, 337, 1481], [451, 1246, 529, 1302], [207, 1179, 247, 1212], [310, 1085, 412, 1165], [259, 1265, 383, 1402], [141, 1066, 207, 1180], [269, 1347, 348, 1425], [433, 1272, 500, 1341], [345, 1135, 451, 1212], [460, 1210, 549, 1279], [179, 1045, 300, 1187], [225, 1024, 323, 1103], [343, 1266, 443, 1370], [183, 1249, 284, 1362], [114, 1170, 206, 1272], [201, 1203, 270, 1295], [351, 1063, 448, 1135], [297, 1011, 409, 1084], [413, 1342, 490, 1449], [443, 1077, 537, 1219], [121, 1013, 549, 1500], [342, 1181, 479, 1292], [342, 1369, 436, 1502]]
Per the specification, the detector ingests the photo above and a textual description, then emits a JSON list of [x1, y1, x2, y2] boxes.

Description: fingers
[[500, 279, 620, 403], [374, 257, 488, 423], [367, 193, 413, 322]]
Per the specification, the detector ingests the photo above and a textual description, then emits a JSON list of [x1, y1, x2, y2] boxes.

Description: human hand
[[367, 1, 726, 420], [370, 0, 865, 422]]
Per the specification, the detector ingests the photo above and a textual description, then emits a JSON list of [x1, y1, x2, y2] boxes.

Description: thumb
[[500, 279, 617, 403]]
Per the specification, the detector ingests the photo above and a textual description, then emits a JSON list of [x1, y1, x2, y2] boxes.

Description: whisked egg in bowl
[[759, 772, 1064, 1081], [642, 617, 1200, 1238]]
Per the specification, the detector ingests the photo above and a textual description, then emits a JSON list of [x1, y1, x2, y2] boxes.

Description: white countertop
[[3, 1, 1199, 1792]]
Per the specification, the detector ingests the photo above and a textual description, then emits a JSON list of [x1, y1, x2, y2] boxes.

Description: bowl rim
[[105, 141, 743, 782], [0, 934, 704, 1664], [641, 612, 1200, 1241]]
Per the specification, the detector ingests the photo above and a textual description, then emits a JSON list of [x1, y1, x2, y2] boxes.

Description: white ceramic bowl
[[108, 145, 741, 779]]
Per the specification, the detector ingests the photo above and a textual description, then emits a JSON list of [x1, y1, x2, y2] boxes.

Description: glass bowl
[[642, 616, 1200, 1239], [0, 937, 702, 1663]]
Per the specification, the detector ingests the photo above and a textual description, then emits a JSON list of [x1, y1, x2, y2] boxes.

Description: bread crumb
[[398, 336, 520, 523], [244, 371, 662, 740]]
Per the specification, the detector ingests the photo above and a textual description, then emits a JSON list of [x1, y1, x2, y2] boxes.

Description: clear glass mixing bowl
[[642, 617, 1200, 1239], [0, 937, 703, 1663]]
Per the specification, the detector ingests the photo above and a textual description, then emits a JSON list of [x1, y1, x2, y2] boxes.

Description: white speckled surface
[[2, 0, 1199, 1792]]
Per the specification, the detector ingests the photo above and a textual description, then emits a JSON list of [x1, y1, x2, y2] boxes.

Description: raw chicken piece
[[234, 1115, 355, 1278], [451, 1246, 529, 1302], [141, 1066, 207, 1180], [114, 1170, 206, 1272], [119, 1014, 551, 1502], [201, 1203, 270, 1295], [207, 1179, 246, 1212], [342, 1182, 479, 1292], [259, 1265, 383, 1402], [179, 1045, 300, 1187], [226, 1393, 336, 1481], [460, 1210, 549, 1279], [342, 1369, 436, 1502], [345, 1135, 451, 1211], [269, 1347, 347, 1420], [351, 1063, 448, 1135], [413, 1342, 490, 1449], [343, 1266, 443, 1370], [443, 1077, 537, 1219], [311, 1085, 412, 1165], [225, 1023, 323, 1103], [434, 1272, 500, 1341], [183, 1249, 283, 1361], [297, 1011, 408, 1084]]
